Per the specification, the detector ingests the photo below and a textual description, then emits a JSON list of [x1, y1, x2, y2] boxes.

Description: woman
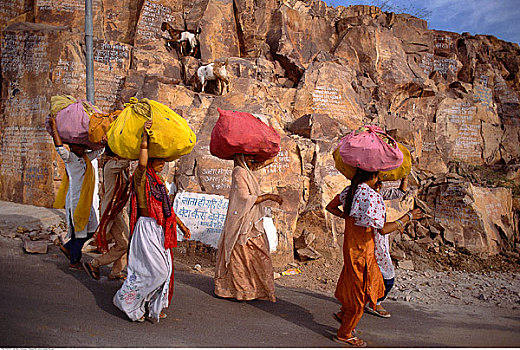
[[84, 146, 131, 281], [326, 169, 421, 347], [113, 119, 191, 322], [48, 115, 104, 270], [214, 154, 283, 302]]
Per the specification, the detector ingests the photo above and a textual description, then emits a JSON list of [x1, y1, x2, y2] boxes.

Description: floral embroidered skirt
[[113, 217, 172, 321]]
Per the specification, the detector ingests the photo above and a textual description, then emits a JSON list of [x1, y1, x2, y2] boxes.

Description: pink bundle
[[210, 108, 280, 162], [45, 100, 103, 150], [338, 125, 403, 172]]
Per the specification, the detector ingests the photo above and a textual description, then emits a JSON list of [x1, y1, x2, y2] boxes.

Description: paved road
[[1, 236, 519, 348]]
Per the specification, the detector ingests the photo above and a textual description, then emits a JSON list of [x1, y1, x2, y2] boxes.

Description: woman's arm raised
[[138, 119, 152, 169]]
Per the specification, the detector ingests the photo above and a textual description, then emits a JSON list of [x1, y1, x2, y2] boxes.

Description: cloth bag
[[334, 142, 411, 181], [338, 125, 403, 172], [88, 110, 121, 144], [210, 108, 280, 162], [45, 100, 104, 150], [107, 97, 196, 161], [50, 95, 77, 117]]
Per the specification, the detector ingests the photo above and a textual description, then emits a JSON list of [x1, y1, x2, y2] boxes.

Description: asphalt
[[0, 200, 519, 347]]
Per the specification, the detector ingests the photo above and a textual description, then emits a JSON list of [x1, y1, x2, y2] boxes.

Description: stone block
[[23, 239, 48, 254]]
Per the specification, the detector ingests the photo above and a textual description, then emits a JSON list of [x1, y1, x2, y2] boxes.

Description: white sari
[[113, 216, 172, 321]]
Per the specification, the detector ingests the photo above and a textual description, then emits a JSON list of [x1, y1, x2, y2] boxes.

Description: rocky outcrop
[[1, 0, 519, 265]]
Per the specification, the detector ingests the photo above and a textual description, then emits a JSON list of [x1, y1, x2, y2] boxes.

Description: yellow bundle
[[107, 97, 196, 161], [333, 142, 411, 181], [50, 95, 77, 116]]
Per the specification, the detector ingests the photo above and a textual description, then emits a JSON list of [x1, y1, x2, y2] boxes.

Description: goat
[[178, 27, 201, 57], [197, 60, 229, 95], [161, 22, 185, 55], [161, 22, 200, 57]]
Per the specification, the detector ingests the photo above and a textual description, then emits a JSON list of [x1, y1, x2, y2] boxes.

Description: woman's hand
[[144, 119, 152, 130], [183, 227, 191, 240], [409, 208, 422, 220]]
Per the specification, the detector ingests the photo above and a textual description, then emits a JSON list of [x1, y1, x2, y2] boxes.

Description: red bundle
[[210, 108, 280, 162]]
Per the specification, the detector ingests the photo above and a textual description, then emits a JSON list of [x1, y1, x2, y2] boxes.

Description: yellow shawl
[[53, 154, 95, 232]]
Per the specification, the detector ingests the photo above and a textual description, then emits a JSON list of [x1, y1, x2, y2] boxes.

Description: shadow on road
[[54, 249, 129, 321], [247, 297, 337, 339], [177, 270, 337, 340]]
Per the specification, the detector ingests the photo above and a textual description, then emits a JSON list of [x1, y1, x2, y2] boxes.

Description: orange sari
[[333, 196, 384, 338]]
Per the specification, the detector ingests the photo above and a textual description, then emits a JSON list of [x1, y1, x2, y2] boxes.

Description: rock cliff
[[0, 0, 518, 265]]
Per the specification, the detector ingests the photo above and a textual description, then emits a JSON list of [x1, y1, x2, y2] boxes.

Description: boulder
[[197, 0, 240, 62], [267, 0, 338, 83], [294, 229, 322, 261], [0, 23, 131, 207], [293, 61, 364, 129], [428, 180, 516, 255], [287, 113, 344, 140], [233, 0, 278, 57]]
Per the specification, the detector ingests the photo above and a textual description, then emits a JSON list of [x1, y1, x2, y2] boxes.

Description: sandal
[[68, 262, 83, 270], [135, 316, 145, 322], [333, 335, 367, 347], [365, 304, 391, 318], [83, 262, 100, 280], [159, 312, 167, 319], [108, 272, 127, 280]]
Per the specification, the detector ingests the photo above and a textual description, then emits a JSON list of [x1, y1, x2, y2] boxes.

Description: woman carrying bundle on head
[[211, 108, 283, 302], [214, 154, 283, 302], [48, 114, 105, 270], [113, 119, 191, 322], [327, 126, 422, 347]]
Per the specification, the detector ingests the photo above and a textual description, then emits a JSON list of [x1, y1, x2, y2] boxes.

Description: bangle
[[407, 212, 413, 221], [395, 219, 403, 230]]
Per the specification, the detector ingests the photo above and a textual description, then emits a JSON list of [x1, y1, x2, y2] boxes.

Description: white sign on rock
[[173, 191, 229, 247], [173, 190, 279, 252]]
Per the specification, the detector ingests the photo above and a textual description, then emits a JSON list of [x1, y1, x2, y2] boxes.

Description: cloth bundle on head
[[333, 141, 411, 181], [210, 108, 280, 162], [107, 97, 196, 161], [49, 95, 77, 117], [45, 97, 104, 150], [88, 109, 122, 144], [336, 125, 403, 174]]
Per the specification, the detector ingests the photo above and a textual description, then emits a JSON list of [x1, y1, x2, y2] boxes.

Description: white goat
[[197, 61, 229, 95], [178, 28, 201, 56]]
